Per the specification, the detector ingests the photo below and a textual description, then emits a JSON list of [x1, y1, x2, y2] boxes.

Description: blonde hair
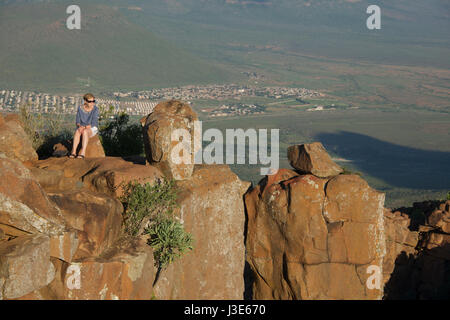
[[83, 93, 95, 102]]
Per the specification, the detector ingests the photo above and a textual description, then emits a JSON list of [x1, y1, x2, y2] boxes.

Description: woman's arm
[[91, 106, 99, 128], [76, 106, 81, 127]]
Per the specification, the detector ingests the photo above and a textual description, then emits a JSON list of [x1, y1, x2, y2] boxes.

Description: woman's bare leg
[[71, 130, 81, 155], [79, 129, 91, 156]]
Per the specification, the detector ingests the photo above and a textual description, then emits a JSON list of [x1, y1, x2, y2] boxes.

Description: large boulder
[[0, 153, 80, 264], [141, 100, 198, 180], [48, 190, 124, 260], [29, 156, 163, 197], [0, 153, 65, 235], [28, 156, 97, 181], [82, 135, 105, 158], [3, 113, 23, 126], [0, 234, 55, 299], [287, 142, 343, 178], [48, 230, 79, 263], [85, 163, 163, 198], [61, 239, 155, 300], [14, 238, 156, 300], [245, 168, 386, 299], [427, 200, 450, 235], [0, 113, 38, 163], [28, 167, 82, 193], [52, 135, 105, 158], [52, 143, 69, 158], [153, 164, 250, 299]]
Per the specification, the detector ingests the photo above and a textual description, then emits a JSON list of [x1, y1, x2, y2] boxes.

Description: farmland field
[[192, 106, 450, 208]]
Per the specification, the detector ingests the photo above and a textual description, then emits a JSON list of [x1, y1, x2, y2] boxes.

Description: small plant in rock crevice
[[119, 177, 194, 285], [120, 177, 179, 237], [146, 215, 194, 269]]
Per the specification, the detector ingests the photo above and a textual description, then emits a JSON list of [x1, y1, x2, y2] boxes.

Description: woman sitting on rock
[[69, 93, 99, 159]]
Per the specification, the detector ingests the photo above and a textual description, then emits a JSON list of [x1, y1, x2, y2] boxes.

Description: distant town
[[202, 103, 266, 117], [108, 84, 322, 101], [0, 90, 157, 116], [0, 85, 322, 116]]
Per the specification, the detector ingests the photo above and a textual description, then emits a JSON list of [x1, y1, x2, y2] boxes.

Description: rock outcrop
[[141, 100, 198, 180], [59, 240, 155, 300], [0, 234, 55, 299], [28, 156, 163, 197], [0, 116, 158, 300], [1, 105, 250, 300], [245, 166, 386, 299], [0, 153, 66, 234], [48, 190, 124, 260], [0, 113, 38, 163], [153, 164, 250, 299], [384, 200, 450, 299], [382, 209, 418, 287], [82, 135, 106, 158], [52, 135, 105, 159], [3, 113, 23, 126], [246, 142, 450, 300], [287, 142, 343, 177], [1, 107, 448, 300], [15, 238, 155, 300]]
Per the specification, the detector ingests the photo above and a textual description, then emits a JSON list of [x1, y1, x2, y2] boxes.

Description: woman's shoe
[[76, 155, 85, 159], [68, 153, 76, 159]]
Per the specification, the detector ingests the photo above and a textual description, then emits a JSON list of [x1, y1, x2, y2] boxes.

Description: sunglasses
[[86, 100, 96, 103]]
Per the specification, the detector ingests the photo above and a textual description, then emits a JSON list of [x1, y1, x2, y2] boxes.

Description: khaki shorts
[[89, 126, 98, 138]]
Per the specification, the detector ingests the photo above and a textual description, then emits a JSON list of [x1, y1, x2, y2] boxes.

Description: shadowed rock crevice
[[384, 244, 450, 299], [384, 200, 450, 299], [243, 261, 254, 300]]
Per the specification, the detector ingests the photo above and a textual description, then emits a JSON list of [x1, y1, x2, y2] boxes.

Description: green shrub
[[19, 104, 44, 149], [98, 105, 143, 157], [145, 216, 194, 269], [120, 178, 179, 237], [120, 177, 194, 284], [98, 105, 116, 132], [19, 104, 72, 158], [447, 191, 450, 201], [19, 103, 143, 158]]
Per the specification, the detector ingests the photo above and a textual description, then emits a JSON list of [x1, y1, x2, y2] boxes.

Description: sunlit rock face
[[141, 100, 198, 181]]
